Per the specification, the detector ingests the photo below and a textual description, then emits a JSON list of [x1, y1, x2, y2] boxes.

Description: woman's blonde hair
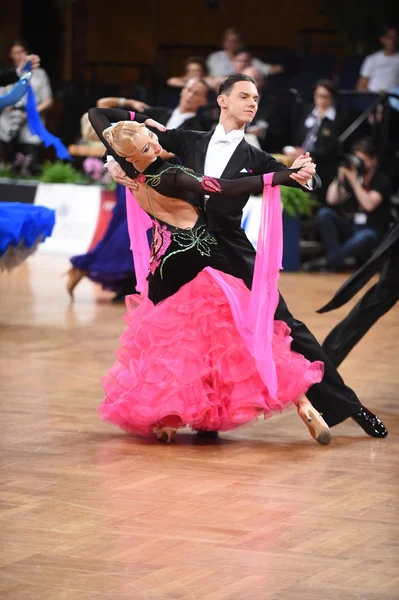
[[102, 121, 145, 158]]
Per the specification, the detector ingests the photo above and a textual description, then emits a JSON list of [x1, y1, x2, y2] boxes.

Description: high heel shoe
[[62, 267, 86, 300], [297, 399, 332, 445], [154, 427, 177, 443]]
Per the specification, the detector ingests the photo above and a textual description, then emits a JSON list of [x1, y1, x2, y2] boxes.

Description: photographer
[[313, 140, 392, 270]]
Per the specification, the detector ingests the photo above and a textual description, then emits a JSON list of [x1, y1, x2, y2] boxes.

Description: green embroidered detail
[[159, 224, 217, 278]]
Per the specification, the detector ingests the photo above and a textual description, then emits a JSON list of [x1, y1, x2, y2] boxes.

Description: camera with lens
[[339, 153, 366, 175], [336, 154, 366, 211]]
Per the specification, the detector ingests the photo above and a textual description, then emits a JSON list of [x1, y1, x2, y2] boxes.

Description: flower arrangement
[[82, 157, 113, 188]]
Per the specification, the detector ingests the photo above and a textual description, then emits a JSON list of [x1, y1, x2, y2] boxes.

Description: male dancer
[[106, 74, 387, 438]]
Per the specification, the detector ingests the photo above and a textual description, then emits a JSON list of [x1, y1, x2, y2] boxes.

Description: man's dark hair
[[184, 55, 208, 75], [314, 79, 338, 98], [380, 24, 398, 36], [351, 139, 378, 158], [218, 74, 256, 96], [9, 38, 30, 53]]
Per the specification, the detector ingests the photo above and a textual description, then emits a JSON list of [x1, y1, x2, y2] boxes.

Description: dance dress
[[0, 202, 55, 271], [89, 108, 324, 435]]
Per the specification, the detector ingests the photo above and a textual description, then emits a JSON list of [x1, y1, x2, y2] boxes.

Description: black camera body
[[339, 153, 367, 175]]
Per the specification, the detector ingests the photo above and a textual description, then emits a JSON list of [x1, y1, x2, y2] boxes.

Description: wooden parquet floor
[[0, 254, 398, 600]]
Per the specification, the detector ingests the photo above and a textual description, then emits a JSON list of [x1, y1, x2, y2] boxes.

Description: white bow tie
[[211, 129, 244, 145]]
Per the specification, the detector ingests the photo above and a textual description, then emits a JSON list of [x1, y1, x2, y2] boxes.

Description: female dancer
[[89, 107, 330, 444]]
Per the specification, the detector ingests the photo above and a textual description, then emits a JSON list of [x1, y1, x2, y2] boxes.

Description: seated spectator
[[206, 28, 283, 78], [283, 80, 352, 202], [308, 140, 392, 271], [97, 77, 210, 131], [0, 39, 53, 175], [357, 26, 399, 93], [167, 56, 208, 88], [242, 66, 285, 151]]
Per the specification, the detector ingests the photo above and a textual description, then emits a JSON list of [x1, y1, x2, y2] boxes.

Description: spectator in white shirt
[[207, 29, 284, 78], [206, 28, 244, 77], [0, 40, 53, 174], [357, 26, 399, 93]]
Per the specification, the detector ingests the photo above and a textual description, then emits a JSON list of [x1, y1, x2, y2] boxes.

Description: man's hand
[[107, 160, 139, 190], [144, 118, 166, 132], [289, 161, 316, 186], [16, 54, 40, 76], [340, 166, 358, 185]]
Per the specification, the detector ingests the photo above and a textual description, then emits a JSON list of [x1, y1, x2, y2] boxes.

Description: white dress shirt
[[205, 124, 313, 190], [204, 124, 245, 178], [165, 107, 196, 129]]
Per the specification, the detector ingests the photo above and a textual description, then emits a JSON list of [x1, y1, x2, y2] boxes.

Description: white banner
[[34, 183, 101, 255], [241, 194, 262, 250]]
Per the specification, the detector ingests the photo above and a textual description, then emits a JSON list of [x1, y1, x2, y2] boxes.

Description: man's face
[[232, 52, 252, 74], [10, 45, 26, 67], [180, 78, 207, 113], [223, 33, 242, 54], [218, 80, 259, 124], [354, 151, 377, 173], [380, 28, 398, 53]]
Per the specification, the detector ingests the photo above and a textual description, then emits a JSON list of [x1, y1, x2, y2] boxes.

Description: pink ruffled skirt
[[99, 270, 323, 435]]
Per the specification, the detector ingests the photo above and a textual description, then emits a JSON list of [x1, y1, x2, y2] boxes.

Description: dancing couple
[[91, 74, 387, 443]]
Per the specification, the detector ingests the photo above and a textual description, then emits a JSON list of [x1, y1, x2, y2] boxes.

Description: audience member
[[357, 26, 399, 93], [0, 39, 53, 174], [0, 53, 40, 86], [283, 80, 346, 201], [308, 140, 392, 270], [206, 28, 283, 78]]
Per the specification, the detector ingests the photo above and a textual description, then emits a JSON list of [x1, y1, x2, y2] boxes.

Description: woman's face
[[314, 86, 333, 112], [10, 45, 27, 67], [125, 127, 162, 167]]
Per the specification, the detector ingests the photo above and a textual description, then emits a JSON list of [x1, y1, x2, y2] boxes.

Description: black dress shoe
[[196, 430, 219, 440], [352, 406, 388, 438]]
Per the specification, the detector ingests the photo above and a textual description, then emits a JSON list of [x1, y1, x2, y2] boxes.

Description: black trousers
[[275, 293, 362, 426], [322, 252, 399, 368]]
